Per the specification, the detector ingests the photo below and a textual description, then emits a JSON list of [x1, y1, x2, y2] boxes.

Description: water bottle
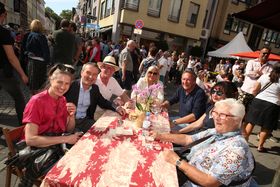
[[142, 112, 151, 137]]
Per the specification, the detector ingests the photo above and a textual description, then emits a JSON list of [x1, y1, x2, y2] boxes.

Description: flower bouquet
[[130, 83, 163, 128], [132, 83, 163, 113]]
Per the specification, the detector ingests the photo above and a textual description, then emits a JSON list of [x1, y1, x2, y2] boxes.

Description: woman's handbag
[[238, 81, 273, 108], [5, 134, 65, 179]]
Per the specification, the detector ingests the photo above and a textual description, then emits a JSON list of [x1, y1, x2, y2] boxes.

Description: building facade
[[73, 0, 280, 55], [75, 0, 208, 52], [0, 0, 20, 26], [208, 0, 280, 54]]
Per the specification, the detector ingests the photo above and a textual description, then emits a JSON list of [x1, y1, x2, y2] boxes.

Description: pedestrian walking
[[0, 2, 28, 125]]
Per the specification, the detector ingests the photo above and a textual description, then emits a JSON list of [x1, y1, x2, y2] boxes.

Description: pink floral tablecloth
[[41, 110, 178, 187]]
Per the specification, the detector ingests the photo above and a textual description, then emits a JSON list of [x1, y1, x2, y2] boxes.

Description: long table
[[41, 110, 178, 187]]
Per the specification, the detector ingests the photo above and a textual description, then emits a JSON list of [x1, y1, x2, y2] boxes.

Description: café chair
[[2, 127, 41, 187]]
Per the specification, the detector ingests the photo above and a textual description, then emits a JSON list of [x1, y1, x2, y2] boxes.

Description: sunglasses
[[210, 89, 224, 96], [52, 64, 75, 74], [148, 71, 158, 76]]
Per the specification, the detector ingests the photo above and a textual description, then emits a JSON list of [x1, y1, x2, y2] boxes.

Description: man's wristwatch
[[172, 119, 177, 126], [176, 157, 183, 168]]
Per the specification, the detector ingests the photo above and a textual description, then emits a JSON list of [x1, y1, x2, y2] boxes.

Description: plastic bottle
[[142, 112, 151, 137]]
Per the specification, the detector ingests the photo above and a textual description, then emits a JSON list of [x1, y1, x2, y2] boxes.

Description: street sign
[[135, 19, 144, 29], [134, 28, 142, 35], [86, 15, 97, 20], [86, 23, 100, 29]]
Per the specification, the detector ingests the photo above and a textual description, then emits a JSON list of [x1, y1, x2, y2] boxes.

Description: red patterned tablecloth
[[41, 110, 178, 187]]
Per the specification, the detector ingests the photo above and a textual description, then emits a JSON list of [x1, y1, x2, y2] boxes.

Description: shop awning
[[232, 0, 280, 32], [98, 27, 112, 33], [231, 51, 280, 61]]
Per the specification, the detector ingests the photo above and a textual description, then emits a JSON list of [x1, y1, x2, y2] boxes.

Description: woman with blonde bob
[[131, 65, 164, 102], [25, 19, 50, 94]]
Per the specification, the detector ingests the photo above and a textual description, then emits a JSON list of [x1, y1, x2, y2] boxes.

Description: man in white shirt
[[158, 51, 169, 84], [187, 55, 196, 69], [239, 47, 273, 108], [95, 56, 130, 119]]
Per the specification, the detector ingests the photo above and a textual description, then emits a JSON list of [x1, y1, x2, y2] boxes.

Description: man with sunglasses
[[65, 63, 126, 133], [239, 47, 273, 108], [0, 2, 28, 125], [161, 69, 207, 130]]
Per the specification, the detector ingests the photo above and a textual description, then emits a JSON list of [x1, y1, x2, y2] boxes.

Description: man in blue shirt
[[161, 69, 207, 130], [65, 63, 125, 133]]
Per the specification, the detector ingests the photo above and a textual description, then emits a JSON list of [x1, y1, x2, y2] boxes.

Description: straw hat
[[97, 56, 119, 71]]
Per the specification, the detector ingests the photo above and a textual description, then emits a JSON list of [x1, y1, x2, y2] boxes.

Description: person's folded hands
[[116, 106, 126, 116]]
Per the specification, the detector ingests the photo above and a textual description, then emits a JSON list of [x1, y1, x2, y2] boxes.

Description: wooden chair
[[2, 126, 41, 187]]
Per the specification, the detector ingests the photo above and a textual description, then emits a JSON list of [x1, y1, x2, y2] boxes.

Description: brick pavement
[[0, 81, 279, 186]]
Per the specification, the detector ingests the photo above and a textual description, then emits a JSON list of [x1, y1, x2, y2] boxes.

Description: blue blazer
[[64, 79, 115, 120]]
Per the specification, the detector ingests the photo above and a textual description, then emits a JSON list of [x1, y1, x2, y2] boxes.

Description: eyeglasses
[[211, 110, 236, 120], [210, 89, 224, 96], [148, 71, 158, 76], [52, 64, 75, 74]]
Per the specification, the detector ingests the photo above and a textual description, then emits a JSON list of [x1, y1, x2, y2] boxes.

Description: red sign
[[135, 19, 144, 29]]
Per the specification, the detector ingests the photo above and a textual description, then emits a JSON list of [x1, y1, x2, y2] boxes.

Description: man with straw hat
[[95, 56, 130, 119]]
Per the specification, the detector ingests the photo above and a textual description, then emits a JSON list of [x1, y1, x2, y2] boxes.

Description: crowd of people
[[1, 2, 280, 186]]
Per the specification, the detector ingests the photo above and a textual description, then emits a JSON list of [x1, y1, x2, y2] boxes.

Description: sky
[[45, 0, 78, 15]]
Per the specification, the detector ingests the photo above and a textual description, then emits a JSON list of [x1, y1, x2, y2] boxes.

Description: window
[[186, 2, 200, 27], [112, 0, 115, 14], [100, 2, 105, 19], [263, 30, 279, 43], [275, 36, 280, 48], [238, 22, 250, 35], [223, 15, 250, 35], [93, 7, 96, 17], [105, 0, 112, 17], [168, 0, 182, 22], [122, 0, 139, 11], [147, 0, 162, 17], [231, 20, 239, 32], [224, 15, 233, 34], [202, 10, 208, 28]]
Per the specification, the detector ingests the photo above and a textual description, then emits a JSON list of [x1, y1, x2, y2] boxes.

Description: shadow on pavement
[[268, 146, 280, 156], [0, 114, 19, 127], [254, 161, 276, 185]]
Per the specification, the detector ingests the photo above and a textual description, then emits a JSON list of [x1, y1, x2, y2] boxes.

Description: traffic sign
[[135, 19, 144, 29], [134, 28, 142, 35], [87, 15, 97, 20]]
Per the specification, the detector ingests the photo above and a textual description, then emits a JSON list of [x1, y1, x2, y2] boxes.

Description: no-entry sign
[[135, 19, 144, 29]]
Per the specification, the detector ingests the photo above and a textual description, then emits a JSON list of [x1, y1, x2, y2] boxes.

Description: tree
[[45, 7, 62, 29], [60, 10, 72, 21]]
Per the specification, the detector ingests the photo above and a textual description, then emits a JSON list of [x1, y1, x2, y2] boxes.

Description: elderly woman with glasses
[[152, 99, 255, 187], [131, 65, 164, 102], [175, 81, 238, 134], [18, 64, 82, 187]]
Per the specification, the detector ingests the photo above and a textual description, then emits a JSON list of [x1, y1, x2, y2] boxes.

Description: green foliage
[[60, 10, 72, 21], [45, 7, 62, 30], [136, 103, 144, 111]]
